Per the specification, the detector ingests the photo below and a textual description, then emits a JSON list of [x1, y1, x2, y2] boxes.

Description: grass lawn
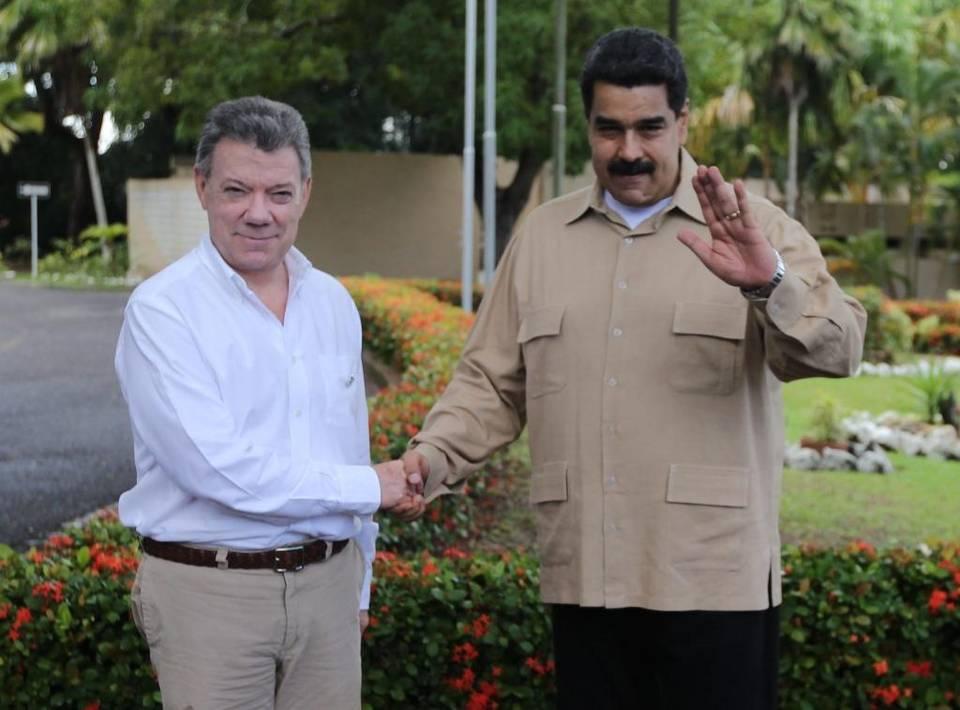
[[781, 374, 960, 547]]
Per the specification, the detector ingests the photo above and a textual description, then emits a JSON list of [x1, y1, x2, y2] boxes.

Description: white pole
[[30, 195, 38, 280], [461, 0, 477, 313], [482, 0, 497, 285], [552, 0, 567, 198]]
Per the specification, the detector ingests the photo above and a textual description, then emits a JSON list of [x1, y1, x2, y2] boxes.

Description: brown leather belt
[[140, 537, 349, 572]]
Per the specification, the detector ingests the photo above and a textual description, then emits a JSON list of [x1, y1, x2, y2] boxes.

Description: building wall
[[127, 150, 484, 279], [128, 150, 958, 296]]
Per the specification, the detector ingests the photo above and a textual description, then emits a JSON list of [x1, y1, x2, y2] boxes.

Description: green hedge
[[1, 518, 958, 708]]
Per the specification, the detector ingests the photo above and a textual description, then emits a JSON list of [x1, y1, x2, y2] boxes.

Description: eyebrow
[[222, 178, 297, 191], [593, 114, 667, 130]]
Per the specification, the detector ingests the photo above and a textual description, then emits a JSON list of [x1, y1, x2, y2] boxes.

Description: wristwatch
[[740, 250, 785, 301]]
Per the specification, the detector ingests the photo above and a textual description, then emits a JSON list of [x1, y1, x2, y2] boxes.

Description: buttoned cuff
[[331, 464, 382, 515], [411, 443, 461, 503], [748, 269, 806, 332]]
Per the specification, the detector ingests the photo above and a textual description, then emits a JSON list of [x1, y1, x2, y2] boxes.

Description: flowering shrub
[[342, 277, 522, 556], [2, 516, 958, 708], [779, 542, 960, 709], [362, 549, 554, 709], [0, 511, 158, 709], [402, 278, 485, 309]]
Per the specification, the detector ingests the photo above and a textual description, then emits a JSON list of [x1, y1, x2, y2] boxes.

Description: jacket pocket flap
[[518, 305, 565, 344], [666, 465, 748, 508], [672, 302, 748, 340], [530, 461, 568, 503]]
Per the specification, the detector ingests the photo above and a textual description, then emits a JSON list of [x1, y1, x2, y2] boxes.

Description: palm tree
[[0, 75, 42, 153], [0, 0, 111, 235], [751, 0, 862, 217]]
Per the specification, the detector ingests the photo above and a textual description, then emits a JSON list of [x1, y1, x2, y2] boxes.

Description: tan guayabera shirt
[[412, 149, 866, 611]]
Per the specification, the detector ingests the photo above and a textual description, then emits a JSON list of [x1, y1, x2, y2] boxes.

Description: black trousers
[[552, 604, 780, 710]]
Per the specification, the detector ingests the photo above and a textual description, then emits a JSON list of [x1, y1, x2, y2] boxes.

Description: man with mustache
[[115, 96, 423, 709], [403, 28, 865, 709]]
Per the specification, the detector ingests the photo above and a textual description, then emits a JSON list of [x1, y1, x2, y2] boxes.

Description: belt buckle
[[273, 545, 306, 573]]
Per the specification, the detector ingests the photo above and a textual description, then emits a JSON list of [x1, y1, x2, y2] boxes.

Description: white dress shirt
[[116, 235, 381, 608]]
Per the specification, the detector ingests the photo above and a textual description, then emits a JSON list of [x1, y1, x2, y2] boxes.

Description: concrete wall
[[128, 150, 483, 280], [129, 150, 960, 296]]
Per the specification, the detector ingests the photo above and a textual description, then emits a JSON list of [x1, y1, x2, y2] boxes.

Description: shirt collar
[[564, 148, 706, 227], [199, 234, 313, 294]]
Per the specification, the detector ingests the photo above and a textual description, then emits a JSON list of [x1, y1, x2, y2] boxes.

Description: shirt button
[[612, 327, 623, 337], [625, 237, 634, 245], [607, 475, 617, 487], [607, 522, 619, 532], [617, 280, 627, 290], [294, 409, 302, 418], [608, 377, 618, 387]]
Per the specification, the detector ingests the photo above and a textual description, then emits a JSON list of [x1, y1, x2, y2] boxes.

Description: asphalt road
[[0, 280, 133, 549], [0, 279, 387, 550]]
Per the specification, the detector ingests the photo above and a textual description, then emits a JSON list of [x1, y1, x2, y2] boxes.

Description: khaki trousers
[[131, 540, 364, 710]]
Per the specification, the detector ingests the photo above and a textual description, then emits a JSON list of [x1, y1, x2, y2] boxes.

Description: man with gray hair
[[115, 96, 423, 708]]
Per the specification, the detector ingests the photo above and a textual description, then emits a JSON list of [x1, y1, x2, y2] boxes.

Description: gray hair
[[195, 96, 312, 182]]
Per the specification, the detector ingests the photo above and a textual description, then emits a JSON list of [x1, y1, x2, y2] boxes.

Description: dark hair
[[580, 28, 688, 117], [195, 96, 311, 182]]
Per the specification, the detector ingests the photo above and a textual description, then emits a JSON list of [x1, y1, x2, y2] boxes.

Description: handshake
[[373, 451, 430, 520]]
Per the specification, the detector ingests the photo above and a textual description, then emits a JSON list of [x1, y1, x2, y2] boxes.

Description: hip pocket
[[530, 461, 574, 567], [664, 464, 749, 571]]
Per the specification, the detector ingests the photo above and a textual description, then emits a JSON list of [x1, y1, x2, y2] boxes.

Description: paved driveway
[[0, 281, 133, 548], [0, 280, 386, 550]]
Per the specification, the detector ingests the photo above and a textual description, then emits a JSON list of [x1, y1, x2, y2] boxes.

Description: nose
[[244, 191, 271, 225], [619, 129, 644, 162]]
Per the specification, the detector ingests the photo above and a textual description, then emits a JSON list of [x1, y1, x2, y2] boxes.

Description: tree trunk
[[786, 92, 802, 218], [474, 149, 545, 264], [66, 140, 89, 239]]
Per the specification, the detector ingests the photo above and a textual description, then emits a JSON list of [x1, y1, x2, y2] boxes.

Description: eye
[[224, 186, 245, 195], [272, 191, 294, 203]]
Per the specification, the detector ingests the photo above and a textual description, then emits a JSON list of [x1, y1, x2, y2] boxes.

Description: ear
[[298, 176, 313, 214], [194, 166, 209, 210], [677, 99, 690, 145]]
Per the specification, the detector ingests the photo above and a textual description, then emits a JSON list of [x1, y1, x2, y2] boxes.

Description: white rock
[[785, 446, 821, 471]]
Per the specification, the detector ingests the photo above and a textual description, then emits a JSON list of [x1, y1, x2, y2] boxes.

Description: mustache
[[608, 159, 655, 176]]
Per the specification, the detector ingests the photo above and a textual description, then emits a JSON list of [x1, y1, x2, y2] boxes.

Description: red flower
[[929, 588, 949, 613], [466, 692, 493, 710], [0, 603, 10, 620], [82, 703, 101, 710], [421, 561, 440, 576], [32, 580, 65, 605], [46, 534, 75, 549], [870, 684, 901, 706], [446, 668, 476, 692], [471, 614, 491, 639], [27, 550, 45, 565], [524, 655, 554, 676], [14, 607, 32, 627], [905, 660, 933, 678], [452, 642, 479, 664], [491, 666, 503, 678], [442, 546, 468, 560], [873, 659, 889, 677]]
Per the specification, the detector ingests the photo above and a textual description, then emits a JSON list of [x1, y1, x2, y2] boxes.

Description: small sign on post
[[17, 182, 51, 280]]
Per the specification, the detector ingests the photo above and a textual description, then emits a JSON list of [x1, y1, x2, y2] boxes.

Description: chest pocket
[[518, 305, 566, 399], [668, 302, 748, 395], [317, 354, 361, 424]]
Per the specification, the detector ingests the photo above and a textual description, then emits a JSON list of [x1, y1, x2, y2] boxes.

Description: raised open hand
[[676, 165, 778, 290]]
